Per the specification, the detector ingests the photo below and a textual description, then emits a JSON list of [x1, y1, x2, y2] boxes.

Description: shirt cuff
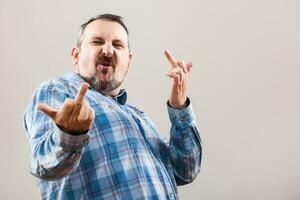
[[53, 124, 90, 152], [167, 97, 196, 127]]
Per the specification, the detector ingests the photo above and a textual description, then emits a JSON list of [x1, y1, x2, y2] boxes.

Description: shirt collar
[[67, 72, 127, 105], [112, 89, 127, 105]]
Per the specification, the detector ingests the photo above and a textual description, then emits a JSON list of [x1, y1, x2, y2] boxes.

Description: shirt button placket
[[169, 192, 175, 200], [179, 115, 185, 121], [83, 138, 88, 144], [108, 104, 113, 109]]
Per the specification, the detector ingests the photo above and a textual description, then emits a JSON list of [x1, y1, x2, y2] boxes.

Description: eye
[[113, 42, 124, 49], [92, 40, 105, 45]]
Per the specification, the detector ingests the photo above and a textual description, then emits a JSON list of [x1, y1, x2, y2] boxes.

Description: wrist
[[168, 99, 187, 110]]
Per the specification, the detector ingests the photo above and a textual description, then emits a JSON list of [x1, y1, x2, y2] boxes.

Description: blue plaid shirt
[[23, 73, 202, 200]]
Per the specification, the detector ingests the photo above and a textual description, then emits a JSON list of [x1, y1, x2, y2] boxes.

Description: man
[[23, 14, 202, 200]]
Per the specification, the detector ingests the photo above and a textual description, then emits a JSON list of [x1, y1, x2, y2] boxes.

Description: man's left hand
[[165, 49, 193, 110]]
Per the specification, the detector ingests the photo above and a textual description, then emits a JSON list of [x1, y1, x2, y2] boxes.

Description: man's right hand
[[37, 83, 95, 134]]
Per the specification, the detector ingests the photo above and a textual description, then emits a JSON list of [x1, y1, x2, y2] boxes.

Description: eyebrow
[[90, 36, 125, 44], [90, 36, 104, 41]]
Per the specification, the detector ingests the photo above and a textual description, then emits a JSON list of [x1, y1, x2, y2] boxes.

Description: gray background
[[1, 0, 299, 199]]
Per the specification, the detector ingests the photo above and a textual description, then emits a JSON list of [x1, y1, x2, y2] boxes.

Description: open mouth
[[98, 57, 115, 69], [99, 64, 112, 68], [101, 61, 113, 67], [97, 65, 113, 76]]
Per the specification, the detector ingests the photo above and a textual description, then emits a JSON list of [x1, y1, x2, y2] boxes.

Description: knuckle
[[64, 98, 73, 104], [77, 116, 86, 123], [64, 99, 74, 107], [83, 100, 90, 107], [177, 60, 185, 67], [77, 100, 87, 108], [86, 112, 93, 121], [89, 110, 95, 121], [86, 117, 93, 123]]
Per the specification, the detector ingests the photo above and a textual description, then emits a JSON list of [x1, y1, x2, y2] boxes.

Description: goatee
[[88, 74, 121, 95], [80, 55, 123, 95]]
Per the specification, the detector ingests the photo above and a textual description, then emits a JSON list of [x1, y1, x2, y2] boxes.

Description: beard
[[88, 72, 122, 94], [78, 56, 126, 95], [87, 70, 122, 95]]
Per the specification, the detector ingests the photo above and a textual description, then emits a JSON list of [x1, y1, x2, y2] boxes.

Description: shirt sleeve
[[23, 80, 89, 180], [167, 98, 202, 185]]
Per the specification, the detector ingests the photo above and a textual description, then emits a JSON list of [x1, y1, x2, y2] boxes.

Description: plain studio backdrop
[[1, 0, 299, 199]]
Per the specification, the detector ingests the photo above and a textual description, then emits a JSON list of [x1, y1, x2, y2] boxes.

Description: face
[[72, 19, 132, 96]]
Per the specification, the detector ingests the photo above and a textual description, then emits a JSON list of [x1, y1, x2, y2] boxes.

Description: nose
[[102, 43, 114, 57]]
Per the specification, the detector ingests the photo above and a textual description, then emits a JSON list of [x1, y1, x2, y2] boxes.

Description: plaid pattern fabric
[[23, 73, 202, 200]]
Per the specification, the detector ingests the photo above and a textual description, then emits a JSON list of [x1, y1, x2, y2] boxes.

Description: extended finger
[[75, 83, 89, 104], [164, 49, 178, 68], [37, 103, 58, 120]]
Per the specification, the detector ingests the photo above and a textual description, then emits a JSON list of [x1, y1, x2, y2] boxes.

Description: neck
[[101, 87, 121, 97]]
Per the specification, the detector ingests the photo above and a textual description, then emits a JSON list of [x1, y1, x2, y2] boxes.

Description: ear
[[71, 47, 79, 65], [127, 53, 133, 71]]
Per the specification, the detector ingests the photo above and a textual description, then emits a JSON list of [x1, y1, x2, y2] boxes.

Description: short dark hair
[[76, 14, 129, 49]]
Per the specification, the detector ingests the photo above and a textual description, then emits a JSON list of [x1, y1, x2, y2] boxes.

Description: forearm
[[24, 82, 89, 180], [167, 99, 202, 184], [29, 124, 89, 180], [169, 124, 202, 184]]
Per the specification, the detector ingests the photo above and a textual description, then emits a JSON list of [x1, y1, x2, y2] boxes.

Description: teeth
[[101, 63, 112, 67]]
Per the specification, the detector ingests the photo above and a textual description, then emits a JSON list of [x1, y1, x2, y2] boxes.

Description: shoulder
[[39, 74, 72, 92], [29, 74, 76, 104], [34, 73, 80, 96]]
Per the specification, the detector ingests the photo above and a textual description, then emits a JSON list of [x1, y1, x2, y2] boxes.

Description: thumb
[[37, 103, 58, 120]]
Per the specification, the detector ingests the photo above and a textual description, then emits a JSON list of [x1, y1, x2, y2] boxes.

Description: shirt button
[[83, 138, 88, 144], [179, 116, 185, 121], [75, 151, 81, 157], [108, 105, 113, 109]]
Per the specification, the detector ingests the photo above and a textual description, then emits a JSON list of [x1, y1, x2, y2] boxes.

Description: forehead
[[83, 19, 128, 42]]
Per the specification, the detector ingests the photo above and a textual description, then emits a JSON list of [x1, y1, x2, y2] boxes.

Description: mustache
[[97, 56, 116, 67]]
